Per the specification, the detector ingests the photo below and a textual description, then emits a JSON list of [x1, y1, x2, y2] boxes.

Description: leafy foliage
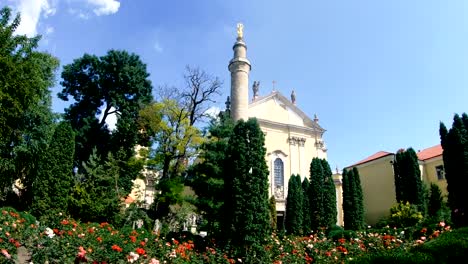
[[188, 114, 234, 235], [59, 49, 152, 177], [301, 177, 311, 233], [30, 122, 75, 216], [393, 148, 426, 212], [0, 7, 59, 202], [427, 183, 443, 218], [388, 202, 423, 228], [440, 113, 468, 227], [223, 118, 270, 257], [308, 158, 337, 230], [343, 167, 365, 230], [68, 149, 121, 223], [285, 174, 303, 235]]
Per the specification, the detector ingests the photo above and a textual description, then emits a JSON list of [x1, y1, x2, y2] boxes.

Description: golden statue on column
[[237, 23, 244, 39]]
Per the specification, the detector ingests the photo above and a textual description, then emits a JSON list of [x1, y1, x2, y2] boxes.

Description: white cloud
[[45, 26, 54, 35], [87, 0, 120, 16], [153, 41, 163, 53], [14, 0, 57, 37], [205, 106, 221, 119]]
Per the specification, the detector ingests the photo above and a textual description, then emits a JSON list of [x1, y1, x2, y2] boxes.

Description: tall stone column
[[229, 24, 251, 122]]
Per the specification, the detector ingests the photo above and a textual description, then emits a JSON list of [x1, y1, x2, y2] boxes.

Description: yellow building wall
[[354, 155, 396, 225], [421, 157, 448, 197]]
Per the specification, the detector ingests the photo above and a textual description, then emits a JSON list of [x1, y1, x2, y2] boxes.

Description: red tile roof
[[417, 144, 443, 161], [349, 151, 394, 167]]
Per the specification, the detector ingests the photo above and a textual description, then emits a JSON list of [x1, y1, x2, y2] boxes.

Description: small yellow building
[[346, 144, 446, 225]]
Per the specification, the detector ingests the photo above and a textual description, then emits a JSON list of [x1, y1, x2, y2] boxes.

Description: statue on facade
[[291, 89, 296, 104], [237, 23, 244, 39], [252, 81, 260, 100]]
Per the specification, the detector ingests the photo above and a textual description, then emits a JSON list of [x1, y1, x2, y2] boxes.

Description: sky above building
[[4, 0, 468, 170]]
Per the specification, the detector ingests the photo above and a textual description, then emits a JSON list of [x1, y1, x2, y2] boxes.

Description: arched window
[[274, 158, 284, 187]]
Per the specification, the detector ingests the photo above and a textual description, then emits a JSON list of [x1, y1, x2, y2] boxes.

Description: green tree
[[321, 159, 337, 227], [393, 148, 426, 212], [139, 99, 203, 219], [0, 7, 58, 202], [58, 50, 153, 185], [440, 114, 468, 226], [309, 158, 325, 230], [427, 183, 443, 217], [187, 113, 234, 235], [301, 177, 311, 233], [223, 118, 270, 258], [285, 174, 303, 235], [269, 195, 277, 231], [308, 158, 337, 230], [30, 122, 75, 216], [352, 167, 365, 229], [68, 149, 121, 223], [343, 167, 365, 230]]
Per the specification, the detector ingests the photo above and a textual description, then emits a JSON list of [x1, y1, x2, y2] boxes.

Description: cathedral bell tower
[[229, 23, 251, 121]]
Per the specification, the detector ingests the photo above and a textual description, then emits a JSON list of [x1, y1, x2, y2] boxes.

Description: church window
[[274, 158, 284, 187]]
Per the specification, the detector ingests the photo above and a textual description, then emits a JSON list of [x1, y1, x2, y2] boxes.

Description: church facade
[[228, 25, 343, 225]]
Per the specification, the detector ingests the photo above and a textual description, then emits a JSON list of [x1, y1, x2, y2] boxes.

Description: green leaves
[[342, 167, 365, 230], [285, 174, 304, 235], [440, 113, 468, 227], [223, 118, 270, 256], [308, 158, 337, 230], [0, 6, 58, 202], [59, 49, 153, 171]]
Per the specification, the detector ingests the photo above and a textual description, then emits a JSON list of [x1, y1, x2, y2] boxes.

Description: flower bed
[[0, 208, 454, 263]]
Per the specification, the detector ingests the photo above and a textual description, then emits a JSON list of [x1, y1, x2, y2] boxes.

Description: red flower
[[129, 236, 137, 243], [338, 238, 346, 244], [61, 219, 69, 225], [53, 228, 59, 234], [88, 228, 95, 234], [111, 245, 122, 252], [140, 241, 146, 246], [97, 237, 103, 243], [135, 248, 145, 255]]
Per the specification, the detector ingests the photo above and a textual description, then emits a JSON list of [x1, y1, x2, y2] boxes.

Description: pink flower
[[149, 259, 160, 264], [77, 246, 86, 258], [439, 221, 446, 227], [1, 249, 11, 259]]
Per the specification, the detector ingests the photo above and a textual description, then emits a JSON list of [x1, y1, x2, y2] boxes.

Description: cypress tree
[[309, 158, 324, 230], [223, 118, 270, 256], [440, 114, 468, 226], [342, 169, 352, 229], [302, 177, 311, 233], [321, 159, 337, 227], [393, 148, 425, 212], [342, 168, 365, 230], [352, 167, 365, 229], [31, 121, 75, 216], [427, 183, 443, 217], [285, 174, 303, 235], [269, 196, 277, 231], [308, 158, 336, 230]]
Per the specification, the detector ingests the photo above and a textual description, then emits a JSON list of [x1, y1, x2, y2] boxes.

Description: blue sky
[[5, 0, 468, 170]]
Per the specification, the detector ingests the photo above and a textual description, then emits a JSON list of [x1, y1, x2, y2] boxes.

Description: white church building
[[228, 24, 343, 225]]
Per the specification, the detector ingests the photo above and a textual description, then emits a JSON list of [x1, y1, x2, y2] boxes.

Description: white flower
[[45, 228, 55, 238], [127, 252, 139, 263]]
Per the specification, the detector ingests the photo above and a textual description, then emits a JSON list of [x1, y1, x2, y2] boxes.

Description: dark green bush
[[348, 250, 435, 264], [412, 227, 468, 264]]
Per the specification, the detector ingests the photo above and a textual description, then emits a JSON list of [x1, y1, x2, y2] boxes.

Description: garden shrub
[[412, 227, 468, 264], [388, 202, 423, 228], [348, 249, 436, 264]]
